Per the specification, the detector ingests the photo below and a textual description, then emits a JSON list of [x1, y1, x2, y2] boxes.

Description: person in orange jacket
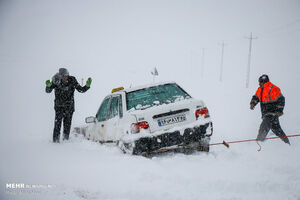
[[250, 74, 290, 145]]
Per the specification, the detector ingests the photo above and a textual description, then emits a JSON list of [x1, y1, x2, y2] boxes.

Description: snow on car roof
[[124, 81, 177, 93]]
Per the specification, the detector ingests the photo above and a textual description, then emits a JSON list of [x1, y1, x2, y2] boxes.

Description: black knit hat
[[258, 74, 269, 83], [59, 68, 69, 77]]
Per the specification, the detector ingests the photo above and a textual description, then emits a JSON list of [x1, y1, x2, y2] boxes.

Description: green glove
[[46, 80, 52, 87], [86, 77, 92, 87]]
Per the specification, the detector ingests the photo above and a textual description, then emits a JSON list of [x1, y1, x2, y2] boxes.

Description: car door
[[105, 94, 123, 141], [93, 96, 111, 141]]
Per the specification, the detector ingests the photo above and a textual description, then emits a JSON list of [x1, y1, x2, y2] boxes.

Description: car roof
[[120, 81, 177, 94]]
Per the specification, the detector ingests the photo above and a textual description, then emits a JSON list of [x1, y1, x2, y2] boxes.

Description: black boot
[[63, 134, 69, 140], [53, 134, 60, 143], [283, 138, 291, 145]]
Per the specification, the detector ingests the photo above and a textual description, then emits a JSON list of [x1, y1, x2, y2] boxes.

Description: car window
[[126, 83, 190, 110], [119, 95, 123, 118], [108, 96, 119, 119], [96, 97, 110, 122]]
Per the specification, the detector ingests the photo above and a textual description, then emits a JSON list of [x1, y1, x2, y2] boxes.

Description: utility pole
[[245, 32, 258, 88], [190, 49, 193, 78], [219, 41, 226, 82], [200, 48, 205, 78]]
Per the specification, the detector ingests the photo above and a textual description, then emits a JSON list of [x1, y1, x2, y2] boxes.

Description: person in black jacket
[[45, 68, 92, 143], [250, 74, 290, 144]]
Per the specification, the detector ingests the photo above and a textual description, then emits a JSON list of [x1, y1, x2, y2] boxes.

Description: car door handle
[[101, 124, 104, 127]]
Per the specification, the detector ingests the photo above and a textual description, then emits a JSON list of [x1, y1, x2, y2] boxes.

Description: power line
[[267, 18, 300, 34]]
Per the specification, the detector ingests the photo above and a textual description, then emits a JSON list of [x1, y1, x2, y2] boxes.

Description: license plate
[[157, 114, 186, 126]]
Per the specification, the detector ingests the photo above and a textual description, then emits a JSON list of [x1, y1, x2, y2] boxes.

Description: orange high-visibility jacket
[[255, 81, 282, 104]]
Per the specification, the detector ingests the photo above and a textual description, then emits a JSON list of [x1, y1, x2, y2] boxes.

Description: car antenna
[[151, 67, 159, 83]]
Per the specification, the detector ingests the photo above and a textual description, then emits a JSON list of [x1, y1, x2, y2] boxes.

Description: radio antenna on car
[[151, 67, 159, 83]]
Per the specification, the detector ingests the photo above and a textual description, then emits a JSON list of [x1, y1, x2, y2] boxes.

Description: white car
[[76, 81, 213, 155]]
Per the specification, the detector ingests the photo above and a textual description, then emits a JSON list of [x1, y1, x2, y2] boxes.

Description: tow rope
[[144, 134, 300, 156], [208, 134, 300, 151]]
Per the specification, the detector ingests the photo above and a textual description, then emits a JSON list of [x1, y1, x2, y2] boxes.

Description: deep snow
[[1, 0, 300, 199], [1, 129, 300, 200], [1, 82, 300, 200]]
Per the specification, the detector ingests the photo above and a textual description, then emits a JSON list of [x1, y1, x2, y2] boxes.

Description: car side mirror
[[85, 116, 96, 123]]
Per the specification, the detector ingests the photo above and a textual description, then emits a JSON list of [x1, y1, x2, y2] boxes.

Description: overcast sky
[[0, 0, 299, 139]]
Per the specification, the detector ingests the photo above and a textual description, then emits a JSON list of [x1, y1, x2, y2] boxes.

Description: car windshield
[[126, 83, 191, 110]]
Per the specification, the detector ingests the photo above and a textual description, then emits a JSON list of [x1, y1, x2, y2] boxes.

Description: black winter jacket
[[46, 76, 89, 111], [250, 93, 285, 118]]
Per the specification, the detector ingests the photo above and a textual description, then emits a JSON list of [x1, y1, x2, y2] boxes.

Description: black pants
[[257, 115, 290, 144], [53, 107, 74, 143]]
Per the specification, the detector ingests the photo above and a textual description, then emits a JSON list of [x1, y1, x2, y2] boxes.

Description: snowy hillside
[[1, 0, 300, 199]]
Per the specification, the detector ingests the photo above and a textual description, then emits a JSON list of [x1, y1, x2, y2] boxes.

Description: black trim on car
[[131, 122, 212, 155], [152, 108, 190, 119]]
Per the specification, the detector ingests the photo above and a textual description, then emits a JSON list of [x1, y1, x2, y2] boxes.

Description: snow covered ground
[[1, 126, 300, 200], [1, 81, 300, 200], [1, 0, 300, 199]]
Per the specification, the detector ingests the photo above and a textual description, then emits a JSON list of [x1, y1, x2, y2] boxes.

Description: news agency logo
[[6, 183, 56, 195], [6, 183, 25, 189], [6, 183, 56, 189]]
